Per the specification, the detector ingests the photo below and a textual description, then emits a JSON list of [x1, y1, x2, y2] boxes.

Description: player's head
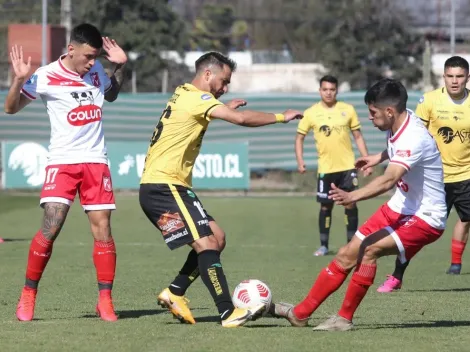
[[319, 75, 338, 105], [67, 23, 103, 76], [194, 52, 236, 98], [364, 78, 408, 131], [443, 56, 469, 98]]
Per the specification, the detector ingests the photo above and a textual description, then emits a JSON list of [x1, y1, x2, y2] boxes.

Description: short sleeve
[[191, 93, 223, 121], [21, 71, 39, 100], [415, 94, 431, 124], [297, 110, 313, 135], [95, 60, 112, 92], [349, 106, 361, 130], [389, 141, 423, 171]]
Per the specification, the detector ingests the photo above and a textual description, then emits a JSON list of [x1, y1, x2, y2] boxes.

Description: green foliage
[[189, 4, 248, 53], [73, 0, 191, 92]]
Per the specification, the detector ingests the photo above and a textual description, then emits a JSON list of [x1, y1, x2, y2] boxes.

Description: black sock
[[169, 250, 200, 296], [392, 257, 409, 281], [25, 279, 39, 289], [345, 207, 359, 242], [98, 283, 113, 291], [319, 207, 332, 248], [198, 250, 234, 320]]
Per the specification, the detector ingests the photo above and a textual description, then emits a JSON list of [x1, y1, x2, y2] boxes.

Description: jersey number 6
[[150, 106, 172, 147]]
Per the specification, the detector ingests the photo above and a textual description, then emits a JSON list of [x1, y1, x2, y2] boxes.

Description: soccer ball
[[232, 279, 272, 313]]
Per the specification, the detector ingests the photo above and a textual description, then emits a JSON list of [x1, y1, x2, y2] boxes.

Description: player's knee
[[320, 204, 333, 213], [210, 222, 226, 252], [361, 243, 381, 262], [335, 245, 356, 270], [192, 234, 219, 253], [89, 218, 112, 241]]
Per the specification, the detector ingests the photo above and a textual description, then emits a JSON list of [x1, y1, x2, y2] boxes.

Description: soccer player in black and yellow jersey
[[378, 56, 470, 292], [295, 75, 371, 257], [139, 52, 303, 328]]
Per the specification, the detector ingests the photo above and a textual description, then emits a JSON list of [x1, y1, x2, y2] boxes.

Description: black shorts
[[317, 169, 358, 203], [139, 183, 215, 250], [445, 179, 470, 222]]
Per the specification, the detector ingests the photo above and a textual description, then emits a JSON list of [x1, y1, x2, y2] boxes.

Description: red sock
[[451, 239, 466, 265], [338, 263, 376, 321], [25, 231, 54, 286], [93, 239, 117, 292], [293, 260, 350, 320]]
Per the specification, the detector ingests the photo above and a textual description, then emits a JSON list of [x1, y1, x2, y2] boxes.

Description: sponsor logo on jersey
[[201, 94, 212, 100], [437, 126, 470, 144], [67, 105, 102, 126], [47, 73, 86, 87], [396, 149, 411, 158], [418, 96, 424, 104], [157, 212, 186, 236]]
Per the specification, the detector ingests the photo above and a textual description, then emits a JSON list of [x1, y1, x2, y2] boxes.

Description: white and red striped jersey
[[386, 110, 447, 229], [21, 55, 112, 165]]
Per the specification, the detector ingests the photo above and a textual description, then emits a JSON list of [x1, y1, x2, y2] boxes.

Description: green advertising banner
[[1, 141, 249, 190]]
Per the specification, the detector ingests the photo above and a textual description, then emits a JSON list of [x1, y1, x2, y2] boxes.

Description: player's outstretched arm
[[4, 45, 32, 114], [102, 37, 127, 102], [329, 163, 406, 205], [210, 105, 303, 127]]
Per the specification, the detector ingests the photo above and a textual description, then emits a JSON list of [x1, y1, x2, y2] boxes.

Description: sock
[[345, 207, 358, 242], [451, 239, 466, 265], [25, 230, 54, 289], [338, 263, 376, 321], [169, 249, 200, 296], [391, 257, 409, 281], [293, 259, 349, 320], [198, 250, 234, 320], [93, 239, 117, 292], [319, 207, 332, 248]]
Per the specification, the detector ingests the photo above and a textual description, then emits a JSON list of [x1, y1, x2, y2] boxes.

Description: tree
[[72, 0, 191, 92], [190, 4, 248, 53], [289, 0, 426, 89]]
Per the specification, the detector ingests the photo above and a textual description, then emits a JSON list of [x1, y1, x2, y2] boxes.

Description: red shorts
[[40, 163, 116, 211], [356, 203, 443, 263]]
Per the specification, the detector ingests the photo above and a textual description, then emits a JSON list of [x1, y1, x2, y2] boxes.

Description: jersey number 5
[[150, 106, 172, 147]]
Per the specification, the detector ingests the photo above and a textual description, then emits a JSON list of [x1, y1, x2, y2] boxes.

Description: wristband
[[275, 113, 285, 123]]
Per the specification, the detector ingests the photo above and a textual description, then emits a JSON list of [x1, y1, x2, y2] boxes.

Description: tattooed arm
[[104, 64, 125, 103]]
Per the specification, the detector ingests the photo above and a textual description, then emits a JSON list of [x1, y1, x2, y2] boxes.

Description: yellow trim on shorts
[[168, 184, 200, 240]]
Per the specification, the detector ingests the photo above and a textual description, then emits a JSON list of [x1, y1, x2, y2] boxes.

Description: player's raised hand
[[227, 99, 247, 109], [328, 183, 354, 206], [282, 109, 303, 123], [102, 37, 127, 66], [10, 45, 31, 80]]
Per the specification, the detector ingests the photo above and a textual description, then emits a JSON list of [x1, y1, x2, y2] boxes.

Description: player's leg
[[166, 218, 224, 296], [447, 181, 470, 274], [314, 229, 399, 331], [315, 173, 335, 256], [17, 165, 77, 321], [340, 170, 360, 243], [80, 163, 117, 321]]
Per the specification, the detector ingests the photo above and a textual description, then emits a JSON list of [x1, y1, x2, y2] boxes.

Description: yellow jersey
[[416, 87, 470, 183], [140, 83, 222, 187], [298, 101, 361, 174]]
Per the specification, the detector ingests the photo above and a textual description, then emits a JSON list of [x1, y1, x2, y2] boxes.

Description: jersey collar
[[389, 112, 411, 143], [58, 55, 80, 77]]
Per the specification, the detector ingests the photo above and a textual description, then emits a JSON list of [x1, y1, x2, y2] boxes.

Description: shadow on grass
[[406, 288, 470, 293], [363, 320, 470, 329]]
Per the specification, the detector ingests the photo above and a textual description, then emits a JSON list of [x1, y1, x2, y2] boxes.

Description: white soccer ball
[[232, 279, 272, 313]]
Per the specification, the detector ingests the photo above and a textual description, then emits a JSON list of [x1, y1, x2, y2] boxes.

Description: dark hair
[[195, 51, 237, 73], [364, 78, 408, 113], [319, 75, 338, 88], [444, 56, 469, 72], [70, 23, 103, 49]]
